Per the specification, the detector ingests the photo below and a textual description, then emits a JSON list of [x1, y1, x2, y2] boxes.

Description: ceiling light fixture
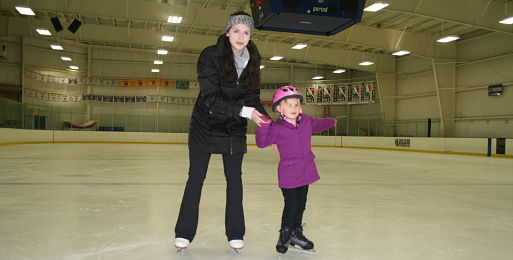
[[333, 69, 346, 73], [36, 28, 52, 36], [436, 35, 459, 43], [161, 35, 174, 42], [259, 65, 265, 69], [270, 56, 283, 61], [392, 50, 410, 56], [151, 69, 160, 73], [167, 16, 183, 23], [154, 60, 163, 65], [291, 44, 308, 49], [15, 6, 35, 15], [359, 61, 374, 66], [499, 16, 513, 24], [61, 56, 72, 61], [69, 65, 79, 70], [157, 49, 168, 55], [50, 44, 63, 50], [312, 76, 324, 80], [364, 2, 389, 12]]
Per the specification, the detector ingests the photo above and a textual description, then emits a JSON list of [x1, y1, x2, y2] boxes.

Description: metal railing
[[1, 97, 444, 137]]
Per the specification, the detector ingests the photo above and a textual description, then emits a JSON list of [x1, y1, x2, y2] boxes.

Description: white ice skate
[[175, 237, 190, 253], [229, 239, 244, 254]]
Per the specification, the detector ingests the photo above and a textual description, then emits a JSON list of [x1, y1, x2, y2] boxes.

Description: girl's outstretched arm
[[307, 114, 337, 134]]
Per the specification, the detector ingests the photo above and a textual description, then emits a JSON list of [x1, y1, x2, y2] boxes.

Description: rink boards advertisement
[[305, 81, 376, 105]]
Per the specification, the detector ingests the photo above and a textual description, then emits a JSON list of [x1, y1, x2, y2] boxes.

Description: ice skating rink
[[1, 143, 512, 260]]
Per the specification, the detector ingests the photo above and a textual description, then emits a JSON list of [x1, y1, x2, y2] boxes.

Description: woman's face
[[226, 23, 251, 53]]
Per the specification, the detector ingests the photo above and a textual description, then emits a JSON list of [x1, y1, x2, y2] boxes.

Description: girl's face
[[277, 98, 302, 121], [226, 23, 251, 54]]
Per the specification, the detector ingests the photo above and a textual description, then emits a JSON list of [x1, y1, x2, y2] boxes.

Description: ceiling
[[1, 0, 513, 71]]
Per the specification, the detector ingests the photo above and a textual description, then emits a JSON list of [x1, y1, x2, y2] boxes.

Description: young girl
[[256, 86, 336, 253]]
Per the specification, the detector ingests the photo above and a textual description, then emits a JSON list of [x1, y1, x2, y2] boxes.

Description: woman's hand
[[251, 109, 265, 127]]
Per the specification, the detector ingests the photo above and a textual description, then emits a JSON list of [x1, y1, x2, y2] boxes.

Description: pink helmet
[[272, 85, 303, 112]]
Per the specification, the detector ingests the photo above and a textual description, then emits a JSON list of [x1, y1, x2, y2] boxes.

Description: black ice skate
[[275, 227, 292, 254], [290, 225, 314, 251]]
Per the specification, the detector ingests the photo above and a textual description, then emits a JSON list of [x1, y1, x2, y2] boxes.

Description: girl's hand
[[271, 144, 279, 153], [251, 109, 264, 127]]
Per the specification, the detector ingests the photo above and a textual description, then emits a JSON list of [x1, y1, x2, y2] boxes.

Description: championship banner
[[119, 80, 132, 87], [136, 96, 147, 103], [363, 81, 375, 101], [24, 88, 198, 105], [175, 80, 190, 89], [350, 83, 362, 102], [117, 79, 175, 88], [336, 84, 349, 103], [261, 101, 272, 107], [146, 95, 159, 103], [305, 81, 376, 105], [306, 86, 317, 103], [321, 85, 333, 103]]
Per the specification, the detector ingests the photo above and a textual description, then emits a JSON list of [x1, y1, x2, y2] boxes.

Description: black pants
[[175, 150, 245, 241], [280, 185, 309, 229]]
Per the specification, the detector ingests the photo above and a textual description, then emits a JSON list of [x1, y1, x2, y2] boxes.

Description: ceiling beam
[[383, 9, 513, 35]]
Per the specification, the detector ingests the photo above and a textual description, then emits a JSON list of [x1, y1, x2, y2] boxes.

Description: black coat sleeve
[[197, 47, 242, 118], [244, 88, 269, 117]]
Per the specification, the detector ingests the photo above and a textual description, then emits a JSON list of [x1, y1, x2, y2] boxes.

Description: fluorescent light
[[167, 16, 183, 23], [359, 61, 374, 66], [312, 76, 324, 80], [157, 49, 168, 55], [69, 65, 79, 70], [61, 56, 72, 61], [291, 44, 307, 49], [364, 2, 389, 12], [392, 50, 410, 56], [333, 69, 346, 73], [161, 35, 174, 42], [151, 69, 160, 73], [270, 56, 283, 61], [15, 6, 35, 16], [259, 65, 265, 69], [36, 28, 51, 36], [154, 60, 163, 65], [499, 16, 513, 24], [436, 35, 459, 43], [50, 44, 63, 50]]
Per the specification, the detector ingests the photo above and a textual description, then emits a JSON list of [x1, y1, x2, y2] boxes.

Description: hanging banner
[[305, 81, 376, 105], [23, 88, 199, 105], [306, 86, 317, 103], [335, 84, 349, 103], [322, 85, 333, 103], [175, 80, 190, 89]]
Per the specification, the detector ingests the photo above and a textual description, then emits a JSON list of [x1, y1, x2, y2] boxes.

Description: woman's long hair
[[220, 12, 261, 90]]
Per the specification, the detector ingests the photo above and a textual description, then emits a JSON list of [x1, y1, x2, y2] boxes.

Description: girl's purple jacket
[[255, 113, 336, 189]]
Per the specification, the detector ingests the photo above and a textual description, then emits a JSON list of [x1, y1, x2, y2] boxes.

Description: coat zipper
[[230, 136, 233, 154], [297, 126, 307, 183]]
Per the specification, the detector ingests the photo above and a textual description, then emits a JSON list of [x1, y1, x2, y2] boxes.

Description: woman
[[174, 11, 268, 251]]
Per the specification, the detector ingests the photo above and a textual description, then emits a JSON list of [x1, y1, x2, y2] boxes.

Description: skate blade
[[231, 247, 242, 254], [176, 247, 187, 253], [288, 246, 316, 254]]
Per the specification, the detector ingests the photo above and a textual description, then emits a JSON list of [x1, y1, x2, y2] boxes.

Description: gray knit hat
[[225, 14, 254, 33]]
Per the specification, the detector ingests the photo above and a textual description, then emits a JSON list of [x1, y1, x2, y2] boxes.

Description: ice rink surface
[[1, 143, 512, 260]]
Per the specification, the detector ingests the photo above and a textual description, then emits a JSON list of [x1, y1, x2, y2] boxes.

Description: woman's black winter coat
[[188, 36, 268, 154]]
